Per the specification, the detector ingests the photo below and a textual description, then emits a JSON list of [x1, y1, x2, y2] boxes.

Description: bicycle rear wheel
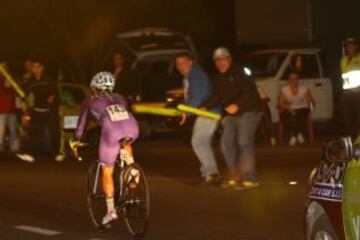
[[122, 163, 150, 237], [87, 162, 106, 229]]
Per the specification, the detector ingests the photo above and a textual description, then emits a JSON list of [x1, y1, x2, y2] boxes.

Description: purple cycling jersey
[[75, 93, 139, 167]]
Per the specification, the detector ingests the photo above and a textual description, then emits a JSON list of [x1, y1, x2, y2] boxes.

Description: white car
[[242, 49, 333, 123]]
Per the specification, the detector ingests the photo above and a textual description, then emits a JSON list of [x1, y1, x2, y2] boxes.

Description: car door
[[280, 52, 333, 121]]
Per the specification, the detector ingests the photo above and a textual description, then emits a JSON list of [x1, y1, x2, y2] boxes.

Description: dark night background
[[0, 0, 359, 83]]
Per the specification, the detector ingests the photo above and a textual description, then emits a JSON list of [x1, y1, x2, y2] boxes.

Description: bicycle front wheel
[[122, 163, 150, 238], [87, 162, 106, 229]]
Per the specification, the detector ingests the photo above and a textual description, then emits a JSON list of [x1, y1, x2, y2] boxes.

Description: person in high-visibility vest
[[340, 38, 360, 136]]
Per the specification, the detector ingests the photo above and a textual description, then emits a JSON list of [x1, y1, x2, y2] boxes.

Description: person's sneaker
[[297, 134, 305, 144], [16, 154, 35, 163], [289, 136, 297, 146], [200, 173, 222, 186], [102, 210, 118, 226], [54, 154, 65, 162], [221, 179, 238, 188], [234, 181, 260, 190]]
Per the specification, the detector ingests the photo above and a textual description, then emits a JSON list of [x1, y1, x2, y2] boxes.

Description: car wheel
[[310, 214, 338, 240]]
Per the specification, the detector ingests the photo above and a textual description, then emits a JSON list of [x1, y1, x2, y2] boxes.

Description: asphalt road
[[0, 138, 324, 240]]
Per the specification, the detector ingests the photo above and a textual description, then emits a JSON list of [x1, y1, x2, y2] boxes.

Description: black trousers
[[342, 91, 360, 137], [27, 110, 60, 155], [282, 108, 309, 138]]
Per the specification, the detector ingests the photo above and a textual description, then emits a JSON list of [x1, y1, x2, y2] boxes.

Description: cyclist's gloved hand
[[69, 138, 82, 150]]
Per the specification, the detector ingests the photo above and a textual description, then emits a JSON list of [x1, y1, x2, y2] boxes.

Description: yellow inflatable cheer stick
[[177, 104, 221, 120], [0, 65, 25, 98], [132, 103, 182, 117]]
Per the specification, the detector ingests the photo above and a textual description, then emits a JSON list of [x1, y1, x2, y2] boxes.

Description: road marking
[[148, 176, 303, 186], [14, 225, 62, 236]]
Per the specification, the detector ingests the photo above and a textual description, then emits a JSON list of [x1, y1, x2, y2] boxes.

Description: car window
[[240, 52, 287, 78], [281, 54, 320, 80], [136, 59, 182, 102], [101, 43, 137, 72], [60, 86, 87, 107]]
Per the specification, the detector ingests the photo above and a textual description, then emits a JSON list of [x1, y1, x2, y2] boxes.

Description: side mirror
[[323, 137, 353, 163]]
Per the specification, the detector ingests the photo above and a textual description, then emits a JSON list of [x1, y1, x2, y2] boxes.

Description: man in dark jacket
[[175, 52, 222, 185], [204, 47, 263, 189], [17, 60, 62, 162], [112, 52, 138, 100]]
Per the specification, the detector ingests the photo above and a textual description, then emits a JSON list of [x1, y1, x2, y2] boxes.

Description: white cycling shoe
[[102, 210, 118, 225]]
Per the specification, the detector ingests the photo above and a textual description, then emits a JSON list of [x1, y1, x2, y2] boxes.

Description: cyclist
[[71, 72, 139, 225]]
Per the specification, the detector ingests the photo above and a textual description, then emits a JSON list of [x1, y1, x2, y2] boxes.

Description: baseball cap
[[213, 47, 231, 60], [345, 38, 358, 45]]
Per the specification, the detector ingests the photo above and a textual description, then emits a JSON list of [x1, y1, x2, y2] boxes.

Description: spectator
[[291, 55, 303, 74], [204, 47, 264, 190], [16, 59, 62, 162], [340, 38, 360, 137], [175, 52, 222, 185], [112, 52, 138, 100], [278, 72, 315, 146], [257, 86, 276, 146], [21, 59, 34, 86], [0, 61, 19, 153]]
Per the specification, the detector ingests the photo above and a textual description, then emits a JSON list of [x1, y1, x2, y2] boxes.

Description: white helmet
[[90, 71, 115, 91]]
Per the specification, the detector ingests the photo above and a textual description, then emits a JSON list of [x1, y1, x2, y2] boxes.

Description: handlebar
[[69, 139, 88, 161]]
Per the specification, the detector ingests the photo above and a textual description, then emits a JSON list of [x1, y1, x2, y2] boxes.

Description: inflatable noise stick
[[0, 65, 25, 98], [177, 104, 221, 120], [132, 104, 182, 117]]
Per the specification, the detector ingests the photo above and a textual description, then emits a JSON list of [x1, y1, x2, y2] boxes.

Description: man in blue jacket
[[175, 52, 221, 185]]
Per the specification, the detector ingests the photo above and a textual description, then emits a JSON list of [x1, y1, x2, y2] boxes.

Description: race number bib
[[106, 104, 129, 122]]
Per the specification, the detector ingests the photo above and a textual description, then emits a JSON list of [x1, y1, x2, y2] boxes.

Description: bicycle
[[69, 138, 150, 238]]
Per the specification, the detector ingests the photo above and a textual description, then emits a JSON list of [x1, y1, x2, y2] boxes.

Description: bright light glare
[[342, 70, 360, 90], [244, 67, 252, 76], [289, 181, 298, 186]]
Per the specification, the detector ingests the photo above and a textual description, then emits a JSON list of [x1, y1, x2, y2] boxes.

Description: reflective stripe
[[342, 70, 360, 90]]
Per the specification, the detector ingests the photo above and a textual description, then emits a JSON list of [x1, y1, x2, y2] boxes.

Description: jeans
[[191, 117, 219, 177], [220, 112, 263, 182], [282, 108, 309, 138], [0, 113, 19, 152], [27, 110, 60, 155]]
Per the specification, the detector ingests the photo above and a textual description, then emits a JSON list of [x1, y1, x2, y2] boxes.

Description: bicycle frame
[[90, 146, 131, 207]]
